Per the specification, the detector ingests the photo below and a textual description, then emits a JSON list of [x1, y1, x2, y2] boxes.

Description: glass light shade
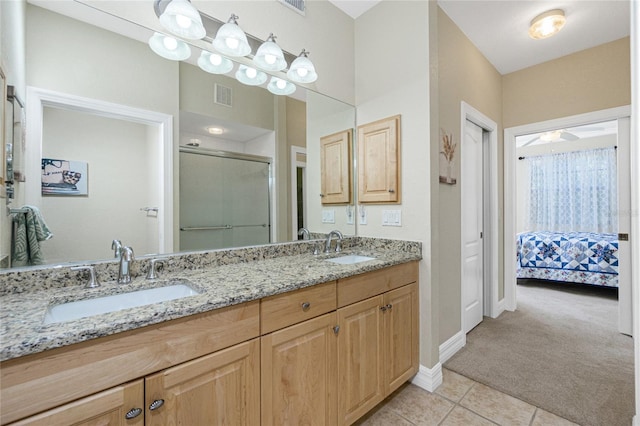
[[529, 9, 566, 40], [149, 32, 191, 61], [197, 51, 233, 74], [253, 34, 287, 71], [212, 15, 251, 57], [267, 77, 296, 96], [159, 0, 206, 40], [287, 50, 318, 83], [235, 65, 267, 86]]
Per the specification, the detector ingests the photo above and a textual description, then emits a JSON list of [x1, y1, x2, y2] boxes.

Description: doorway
[[503, 106, 632, 335]]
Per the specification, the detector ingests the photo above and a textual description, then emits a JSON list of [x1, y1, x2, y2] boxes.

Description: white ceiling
[[327, 0, 381, 19]]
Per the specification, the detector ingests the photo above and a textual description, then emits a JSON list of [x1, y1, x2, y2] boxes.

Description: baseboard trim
[[439, 330, 466, 364], [411, 363, 443, 392]]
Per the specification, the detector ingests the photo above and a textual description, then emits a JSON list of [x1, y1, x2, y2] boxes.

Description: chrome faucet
[[118, 246, 135, 284], [298, 227, 310, 240], [324, 230, 344, 253], [111, 239, 122, 258]]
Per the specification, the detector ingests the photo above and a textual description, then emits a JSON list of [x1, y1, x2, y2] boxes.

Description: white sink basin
[[325, 255, 376, 265], [43, 283, 200, 325]]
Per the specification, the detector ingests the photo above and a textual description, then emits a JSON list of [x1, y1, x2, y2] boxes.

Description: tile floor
[[355, 368, 579, 426]]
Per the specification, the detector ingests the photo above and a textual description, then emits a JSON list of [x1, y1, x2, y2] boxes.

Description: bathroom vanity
[[0, 238, 421, 425]]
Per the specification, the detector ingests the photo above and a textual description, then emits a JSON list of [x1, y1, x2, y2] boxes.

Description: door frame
[[25, 86, 174, 253], [503, 105, 632, 319], [460, 102, 500, 335], [290, 146, 307, 239]]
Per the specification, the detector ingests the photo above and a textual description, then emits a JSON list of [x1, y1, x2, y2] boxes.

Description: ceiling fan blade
[[561, 131, 579, 141], [521, 135, 540, 147]]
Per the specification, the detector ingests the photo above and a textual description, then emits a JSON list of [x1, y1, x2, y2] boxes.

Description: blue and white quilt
[[517, 231, 619, 287]]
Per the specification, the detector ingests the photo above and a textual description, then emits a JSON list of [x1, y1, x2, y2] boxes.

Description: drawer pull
[[149, 399, 165, 411], [301, 302, 311, 311], [125, 407, 142, 419]]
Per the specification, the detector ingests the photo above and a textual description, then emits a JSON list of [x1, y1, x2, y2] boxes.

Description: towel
[[11, 205, 53, 267]]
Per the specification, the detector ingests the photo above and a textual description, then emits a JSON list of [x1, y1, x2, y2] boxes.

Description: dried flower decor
[[440, 131, 456, 162], [439, 129, 457, 185]]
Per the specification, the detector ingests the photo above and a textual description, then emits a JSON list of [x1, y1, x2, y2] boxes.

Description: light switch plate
[[346, 206, 354, 225], [322, 209, 335, 224], [382, 209, 402, 226], [359, 206, 367, 225]]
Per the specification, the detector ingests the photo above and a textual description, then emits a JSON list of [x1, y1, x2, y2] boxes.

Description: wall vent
[[278, 0, 305, 15], [214, 84, 233, 107]]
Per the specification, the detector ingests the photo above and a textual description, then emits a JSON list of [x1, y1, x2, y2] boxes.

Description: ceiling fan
[[521, 125, 605, 147]]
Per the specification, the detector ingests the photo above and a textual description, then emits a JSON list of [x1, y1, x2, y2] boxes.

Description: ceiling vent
[[214, 83, 232, 107], [279, 0, 305, 15]]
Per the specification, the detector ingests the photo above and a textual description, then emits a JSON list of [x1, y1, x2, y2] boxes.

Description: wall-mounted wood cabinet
[[320, 129, 352, 204], [357, 115, 401, 203]]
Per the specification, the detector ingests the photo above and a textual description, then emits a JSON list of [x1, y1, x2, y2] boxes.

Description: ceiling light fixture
[[158, 0, 206, 40], [287, 49, 318, 83], [539, 130, 563, 142], [267, 77, 296, 96], [207, 127, 224, 135], [235, 65, 268, 86], [529, 9, 566, 40], [197, 51, 233, 74], [148, 32, 191, 60], [212, 14, 252, 57], [253, 34, 287, 71]]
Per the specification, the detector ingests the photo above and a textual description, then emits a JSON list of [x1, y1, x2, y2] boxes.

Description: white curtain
[[528, 147, 618, 233]]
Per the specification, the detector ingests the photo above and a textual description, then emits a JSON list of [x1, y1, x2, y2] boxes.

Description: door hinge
[[480, 231, 483, 239]]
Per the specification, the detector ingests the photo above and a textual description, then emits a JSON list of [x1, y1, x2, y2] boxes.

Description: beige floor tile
[[460, 383, 536, 426], [436, 369, 476, 402], [385, 383, 454, 425], [354, 404, 414, 426], [531, 408, 579, 426], [440, 406, 497, 426]]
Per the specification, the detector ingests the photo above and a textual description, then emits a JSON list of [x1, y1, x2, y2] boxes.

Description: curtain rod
[[518, 145, 617, 160]]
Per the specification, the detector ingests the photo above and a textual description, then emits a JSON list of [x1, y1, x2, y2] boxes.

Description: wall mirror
[[5, 0, 356, 270]]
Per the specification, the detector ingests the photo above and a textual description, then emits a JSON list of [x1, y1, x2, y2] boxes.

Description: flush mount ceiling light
[[207, 127, 224, 135], [267, 77, 296, 96], [235, 65, 268, 86], [529, 9, 566, 40], [197, 51, 234, 74], [158, 0, 206, 40], [287, 49, 318, 83], [212, 14, 252, 57], [539, 130, 563, 142], [148, 32, 191, 60], [253, 33, 287, 72]]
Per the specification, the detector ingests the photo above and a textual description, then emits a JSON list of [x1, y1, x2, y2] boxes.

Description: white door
[[617, 117, 632, 335], [462, 119, 484, 333]]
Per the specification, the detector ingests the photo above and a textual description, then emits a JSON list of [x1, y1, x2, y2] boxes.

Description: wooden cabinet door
[[357, 115, 401, 203], [320, 129, 352, 204], [337, 296, 384, 426], [383, 283, 419, 395], [145, 339, 260, 426], [261, 312, 338, 426], [9, 380, 144, 426]]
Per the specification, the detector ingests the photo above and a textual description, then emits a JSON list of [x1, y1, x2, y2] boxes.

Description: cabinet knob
[[333, 325, 340, 335], [125, 407, 142, 419], [301, 302, 311, 311], [320, 193, 325, 197], [149, 399, 165, 411], [380, 305, 387, 312], [386, 303, 393, 310], [388, 189, 395, 193]]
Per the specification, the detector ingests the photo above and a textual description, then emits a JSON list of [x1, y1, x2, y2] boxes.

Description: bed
[[516, 231, 619, 287]]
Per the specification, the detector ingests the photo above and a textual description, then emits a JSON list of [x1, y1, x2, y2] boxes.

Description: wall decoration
[[439, 129, 457, 185], [0, 66, 6, 195], [41, 158, 88, 195]]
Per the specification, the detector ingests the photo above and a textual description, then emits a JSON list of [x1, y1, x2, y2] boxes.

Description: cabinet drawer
[[261, 281, 336, 334], [337, 262, 418, 308]]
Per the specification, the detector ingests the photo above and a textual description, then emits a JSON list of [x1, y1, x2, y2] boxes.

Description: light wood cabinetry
[[261, 312, 338, 425], [357, 115, 401, 203], [320, 129, 352, 204], [9, 380, 144, 426], [146, 339, 260, 425], [2, 262, 418, 426]]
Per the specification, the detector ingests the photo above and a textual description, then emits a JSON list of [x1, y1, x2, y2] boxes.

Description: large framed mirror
[[6, 0, 356, 269]]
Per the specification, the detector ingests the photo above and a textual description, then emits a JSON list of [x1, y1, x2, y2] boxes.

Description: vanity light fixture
[[267, 77, 296, 95], [287, 49, 318, 83], [235, 64, 268, 86], [158, 0, 206, 40], [148, 32, 191, 60], [212, 14, 252, 57], [529, 9, 566, 40], [197, 51, 234, 74], [253, 34, 287, 71]]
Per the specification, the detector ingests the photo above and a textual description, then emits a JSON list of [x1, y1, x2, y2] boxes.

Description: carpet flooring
[[444, 280, 634, 426]]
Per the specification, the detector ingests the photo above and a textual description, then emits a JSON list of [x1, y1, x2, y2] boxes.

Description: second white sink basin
[[43, 283, 200, 325], [325, 255, 376, 265]]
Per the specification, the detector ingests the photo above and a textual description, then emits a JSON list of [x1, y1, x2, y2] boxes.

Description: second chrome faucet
[[324, 230, 344, 253], [117, 246, 135, 284]]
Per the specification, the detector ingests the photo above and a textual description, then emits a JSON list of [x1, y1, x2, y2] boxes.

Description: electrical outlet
[[382, 209, 402, 226], [359, 206, 367, 225], [346, 206, 354, 225]]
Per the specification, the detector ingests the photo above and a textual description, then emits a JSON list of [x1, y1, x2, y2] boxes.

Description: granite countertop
[[0, 241, 421, 362]]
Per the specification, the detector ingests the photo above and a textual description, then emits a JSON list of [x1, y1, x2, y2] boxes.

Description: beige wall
[[503, 37, 631, 128], [354, 1, 436, 367], [437, 7, 503, 344]]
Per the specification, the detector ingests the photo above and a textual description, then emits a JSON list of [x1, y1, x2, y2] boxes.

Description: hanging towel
[[11, 205, 53, 267]]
